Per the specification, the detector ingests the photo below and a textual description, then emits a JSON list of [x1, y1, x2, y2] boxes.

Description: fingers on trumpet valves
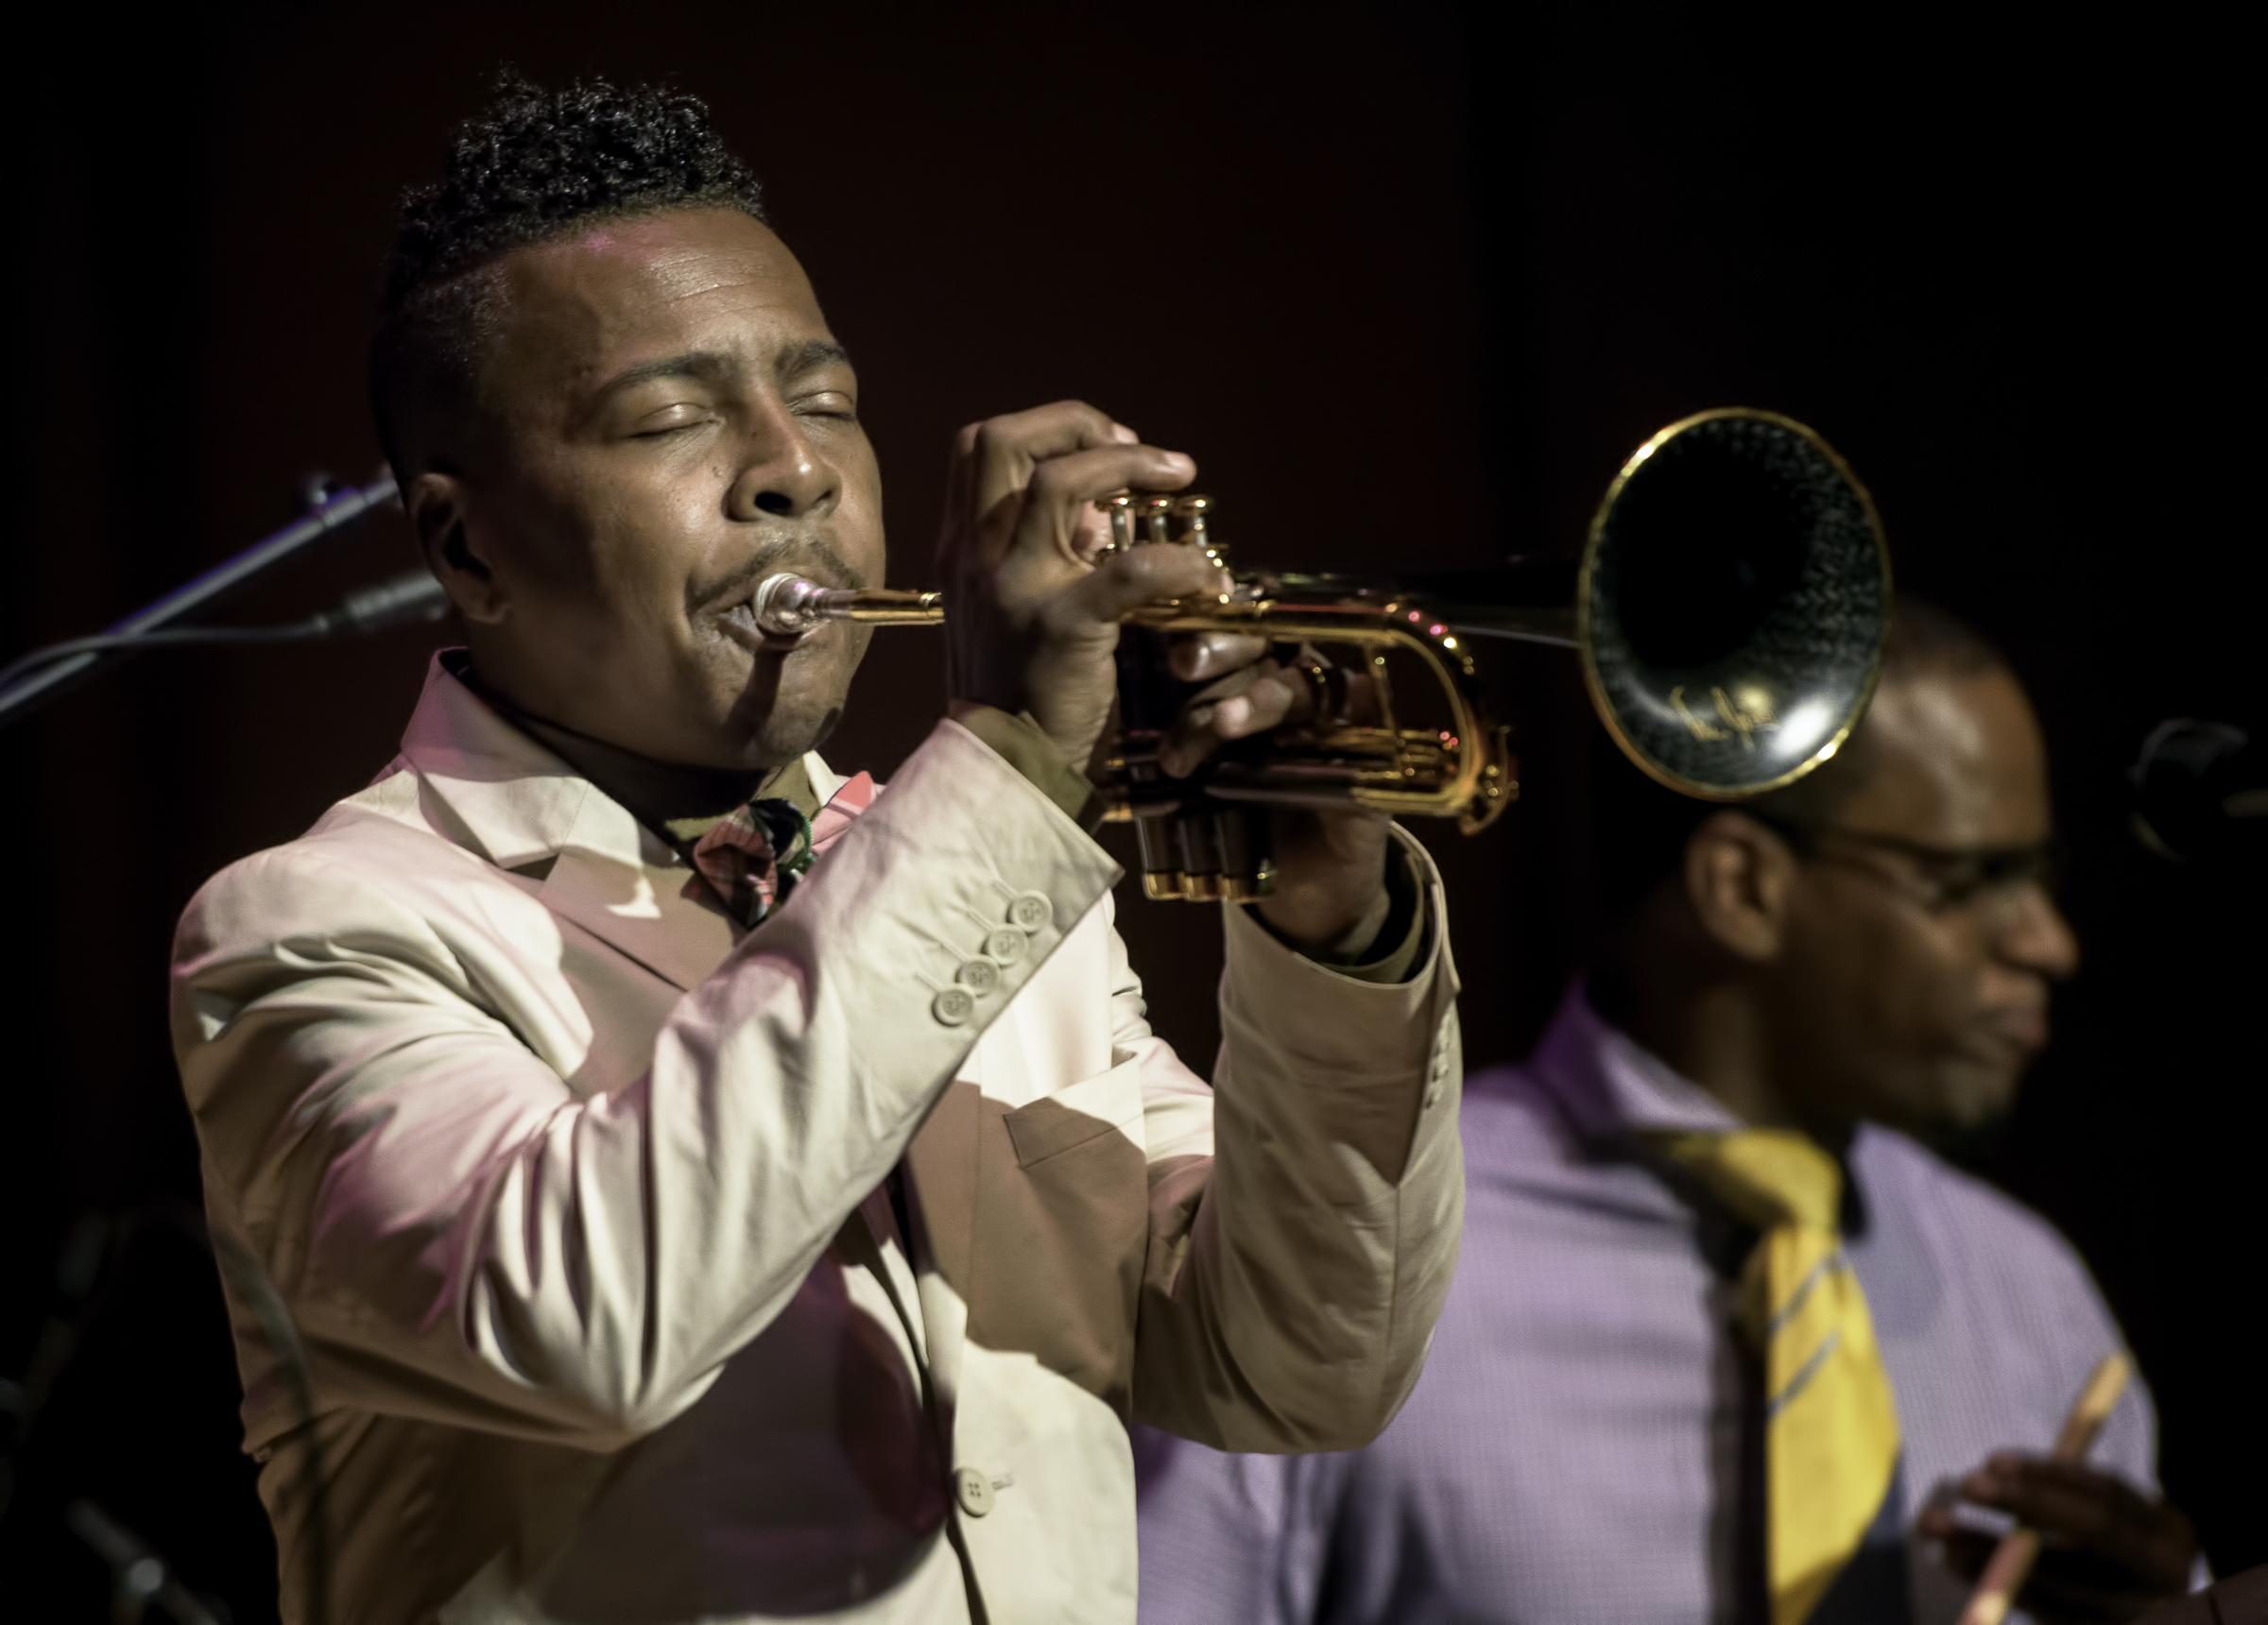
[[1168, 631, 1270, 683], [1184, 642, 1337, 727], [1286, 644, 1342, 724], [1088, 490, 1227, 573], [1157, 658, 1314, 778]]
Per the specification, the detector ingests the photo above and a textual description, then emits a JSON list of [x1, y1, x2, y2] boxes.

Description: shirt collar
[[1525, 981, 1747, 1143], [395, 651, 623, 871], [394, 651, 849, 991], [402, 650, 843, 867]]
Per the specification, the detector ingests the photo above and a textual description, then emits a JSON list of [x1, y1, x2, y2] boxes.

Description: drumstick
[[1955, 1352, 2133, 1625]]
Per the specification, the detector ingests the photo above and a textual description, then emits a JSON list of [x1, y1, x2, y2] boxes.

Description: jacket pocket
[[1002, 1052, 1145, 1168], [971, 1052, 1149, 1413]]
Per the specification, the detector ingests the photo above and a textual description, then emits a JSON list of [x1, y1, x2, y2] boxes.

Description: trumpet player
[[167, 76, 1464, 1625], [1136, 600, 2201, 1624]]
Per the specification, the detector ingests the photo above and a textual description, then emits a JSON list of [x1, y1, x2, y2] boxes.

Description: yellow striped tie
[[1658, 1130, 1902, 1625]]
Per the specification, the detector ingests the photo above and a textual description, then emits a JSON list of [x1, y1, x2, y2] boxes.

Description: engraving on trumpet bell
[[1587, 410, 1887, 796], [1669, 683, 1779, 748]]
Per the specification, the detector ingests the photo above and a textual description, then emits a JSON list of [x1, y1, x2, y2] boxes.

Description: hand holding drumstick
[[1933, 1353, 2199, 1625]]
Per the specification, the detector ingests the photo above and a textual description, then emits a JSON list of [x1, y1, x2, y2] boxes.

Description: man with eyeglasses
[[1135, 599, 2202, 1624]]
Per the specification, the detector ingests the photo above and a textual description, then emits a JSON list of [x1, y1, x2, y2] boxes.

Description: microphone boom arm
[[0, 474, 410, 731]]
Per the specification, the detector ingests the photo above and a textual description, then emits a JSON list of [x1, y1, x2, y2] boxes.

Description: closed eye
[[793, 389, 858, 422], [629, 402, 717, 438]]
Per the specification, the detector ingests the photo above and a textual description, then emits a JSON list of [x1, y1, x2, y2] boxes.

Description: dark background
[[1, 2, 2256, 1615]]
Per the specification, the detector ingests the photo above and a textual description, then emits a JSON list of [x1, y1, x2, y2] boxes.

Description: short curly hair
[[370, 73, 767, 476]]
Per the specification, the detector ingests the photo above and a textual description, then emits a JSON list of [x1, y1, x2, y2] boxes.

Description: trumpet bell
[[1581, 408, 1889, 799]]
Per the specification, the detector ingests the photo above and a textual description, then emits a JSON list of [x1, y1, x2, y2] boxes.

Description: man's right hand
[[936, 401, 1213, 770], [1922, 1454, 2199, 1622]]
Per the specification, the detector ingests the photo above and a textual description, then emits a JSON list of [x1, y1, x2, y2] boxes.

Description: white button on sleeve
[[956, 957, 1002, 995], [985, 928, 1027, 966]]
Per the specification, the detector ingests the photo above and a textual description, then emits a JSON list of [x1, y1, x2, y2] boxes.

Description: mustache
[[689, 534, 868, 614]]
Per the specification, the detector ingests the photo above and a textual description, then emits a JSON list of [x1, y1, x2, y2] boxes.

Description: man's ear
[[1681, 810, 1797, 963], [407, 470, 509, 625]]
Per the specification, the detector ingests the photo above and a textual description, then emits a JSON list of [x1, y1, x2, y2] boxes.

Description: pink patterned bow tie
[[683, 771, 876, 928]]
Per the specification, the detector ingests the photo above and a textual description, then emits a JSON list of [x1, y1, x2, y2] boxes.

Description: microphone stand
[[66, 1498, 226, 1625], [0, 474, 420, 1619], [0, 473, 417, 732]]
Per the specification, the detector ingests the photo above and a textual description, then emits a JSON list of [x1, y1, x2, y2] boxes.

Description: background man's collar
[[1526, 981, 1747, 1143]]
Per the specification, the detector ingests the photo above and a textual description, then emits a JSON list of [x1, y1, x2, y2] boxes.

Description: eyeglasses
[[1743, 812, 2066, 917]]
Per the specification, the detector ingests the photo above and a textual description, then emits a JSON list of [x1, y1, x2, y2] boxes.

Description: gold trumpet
[[752, 408, 1892, 902]]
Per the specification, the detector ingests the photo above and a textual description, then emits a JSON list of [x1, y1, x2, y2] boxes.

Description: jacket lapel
[[396, 654, 736, 992], [398, 657, 962, 1408], [537, 837, 739, 994]]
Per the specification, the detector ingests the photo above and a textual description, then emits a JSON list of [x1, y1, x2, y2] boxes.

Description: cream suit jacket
[[170, 656, 1466, 1625]]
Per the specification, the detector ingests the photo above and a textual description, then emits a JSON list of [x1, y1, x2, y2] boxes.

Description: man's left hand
[[1155, 633, 1393, 954], [1920, 1454, 2199, 1623]]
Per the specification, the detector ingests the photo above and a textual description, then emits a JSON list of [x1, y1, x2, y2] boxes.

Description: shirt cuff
[[949, 704, 1107, 833]]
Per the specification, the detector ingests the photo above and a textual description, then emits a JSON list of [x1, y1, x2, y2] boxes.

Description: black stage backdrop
[[1, 3, 2257, 1614]]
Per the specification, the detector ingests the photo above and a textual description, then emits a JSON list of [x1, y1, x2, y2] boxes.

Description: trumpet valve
[[1136, 493, 1176, 546], [1171, 493, 1228, 569], [1097, 492, 1137, 557]]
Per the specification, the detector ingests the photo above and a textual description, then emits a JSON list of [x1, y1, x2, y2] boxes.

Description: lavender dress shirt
[[1134, 989, 2159, 1625]]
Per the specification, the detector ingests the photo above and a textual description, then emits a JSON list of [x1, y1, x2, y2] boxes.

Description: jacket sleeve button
[[932, 987, 976, 1027], [956, 957, 1003, 994], [1007, 892, 1053, 932], [985, 928, 1027, 966]]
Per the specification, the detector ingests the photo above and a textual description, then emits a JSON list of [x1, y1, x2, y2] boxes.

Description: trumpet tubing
[[750, 408, 1891, 904]]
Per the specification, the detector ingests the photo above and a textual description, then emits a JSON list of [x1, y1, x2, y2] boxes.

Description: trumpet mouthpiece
[[750, 573, 946, 637], [750, 573, 837, 638]]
